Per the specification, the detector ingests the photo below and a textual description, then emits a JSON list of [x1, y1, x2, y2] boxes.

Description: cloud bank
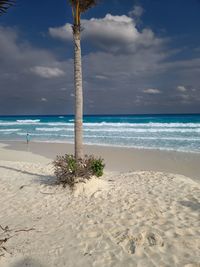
[[0, 7, 200, 115], [31, 66, 65, 78], [49, 14, 163, 54]]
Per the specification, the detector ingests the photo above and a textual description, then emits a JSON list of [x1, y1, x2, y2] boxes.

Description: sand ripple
[[0, 161, 199, 267]]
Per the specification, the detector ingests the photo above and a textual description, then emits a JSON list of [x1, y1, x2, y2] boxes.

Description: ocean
[[0, 114, 200, 153]]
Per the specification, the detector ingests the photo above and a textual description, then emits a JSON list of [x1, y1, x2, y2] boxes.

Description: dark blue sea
[[0, 114, 200, 153]]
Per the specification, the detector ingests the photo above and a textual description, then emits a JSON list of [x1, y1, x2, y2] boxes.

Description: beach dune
[[0, 142, 199, 267]]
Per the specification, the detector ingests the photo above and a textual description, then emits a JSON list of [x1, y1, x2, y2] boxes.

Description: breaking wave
[[1, 114, 200, 153], [17, 119, 41, 123]]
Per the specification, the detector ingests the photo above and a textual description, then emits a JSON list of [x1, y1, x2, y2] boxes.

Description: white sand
[[0, 143, 50, 164], [0, 158, 199, 267]]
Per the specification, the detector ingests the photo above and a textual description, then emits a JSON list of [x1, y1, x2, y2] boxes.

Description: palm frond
[[79, 0, 97, 13], [69, 0, 98, 26], [0, 0, 15, 16]]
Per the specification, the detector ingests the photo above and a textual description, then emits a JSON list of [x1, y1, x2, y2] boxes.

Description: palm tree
[[69, 0, 97, 160], [0, 0, 15, 16]]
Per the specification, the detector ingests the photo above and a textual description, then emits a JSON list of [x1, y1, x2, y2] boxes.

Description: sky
[[0, 0, 200, 115]]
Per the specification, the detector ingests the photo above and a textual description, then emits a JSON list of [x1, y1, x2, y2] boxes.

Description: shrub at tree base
[[53, 154, 105, 188]]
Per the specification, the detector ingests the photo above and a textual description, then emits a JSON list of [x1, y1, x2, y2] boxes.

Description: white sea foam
[[81, 122, 200, 128], [83, 128, 200, 133], [31, 125, 200, 133], [17, 119, 41, 123], [83, 135, 200, 141], [1, 117, 200, 153], [36, 127, 68, 132], [45, 123, 70, 126], [0, 122, 22, 126], [17, 132, 55, 136], [16, 132, 200, 142], [0, 129, 20, 132], [1, 121, 200, 128], [0, 121, 41, 126]]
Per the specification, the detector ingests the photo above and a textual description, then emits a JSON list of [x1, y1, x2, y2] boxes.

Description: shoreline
[[1, 140, 200, 182], [1, 139, 200, 155]]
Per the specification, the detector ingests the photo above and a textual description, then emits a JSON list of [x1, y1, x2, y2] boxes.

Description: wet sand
[[0, 141, 200, 182]]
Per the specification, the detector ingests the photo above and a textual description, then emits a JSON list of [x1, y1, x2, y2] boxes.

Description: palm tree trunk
[[73, 26, 83, 160]]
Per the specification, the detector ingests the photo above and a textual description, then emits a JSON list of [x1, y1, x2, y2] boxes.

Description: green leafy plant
[[53, 154, 105, 188], [91, 158, 104, 177]]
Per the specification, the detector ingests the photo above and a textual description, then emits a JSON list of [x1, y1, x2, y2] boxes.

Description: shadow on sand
[[0, 165, 56, 186], [179, 200, 200, 211], [10, 257, 45, 267]]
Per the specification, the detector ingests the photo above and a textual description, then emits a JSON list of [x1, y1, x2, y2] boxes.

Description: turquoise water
[[0, 114, 200, 153]]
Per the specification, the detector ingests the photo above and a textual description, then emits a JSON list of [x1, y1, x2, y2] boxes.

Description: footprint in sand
[[111, 229, 164, 254]]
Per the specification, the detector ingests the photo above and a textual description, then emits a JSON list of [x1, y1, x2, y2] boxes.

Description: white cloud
[[49, 24, 72, 41], [95, 75, 108, 80], [0, 26, 75, 114], [41, 97, 47, 102], [0, 23, 200, 115], [181, 94, 189, 99], [143, 88, 161, 94], [31, 66, 65, 78], [129, 5, 144, 18], [177, 85, 187, 92], [60, 87, 67, 91], [49, 14, 163, 54]]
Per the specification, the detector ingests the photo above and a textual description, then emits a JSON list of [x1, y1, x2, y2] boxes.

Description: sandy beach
[[0, 142, 200, 267], [1, 141, 200, 181], [1, 0, 200, 265]]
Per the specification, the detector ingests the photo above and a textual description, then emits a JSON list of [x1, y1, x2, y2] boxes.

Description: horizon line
[[0, 113, 200, 117]]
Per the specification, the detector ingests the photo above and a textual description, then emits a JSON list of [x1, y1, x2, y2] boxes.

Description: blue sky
[[0, 0, 200, 114]]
